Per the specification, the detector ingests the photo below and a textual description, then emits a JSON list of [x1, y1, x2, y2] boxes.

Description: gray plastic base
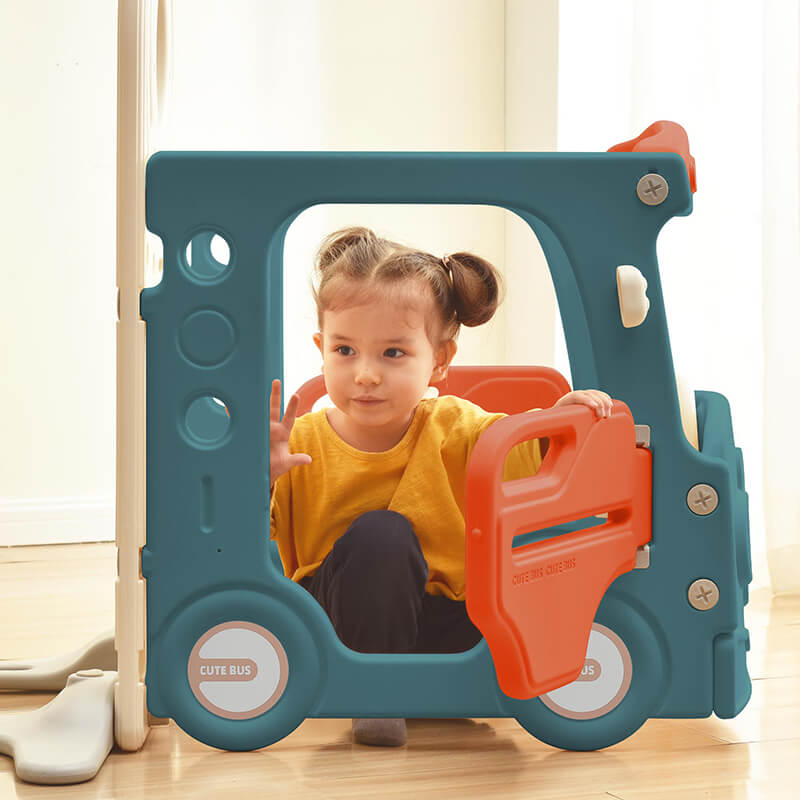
[[0, 630, 116, 691], [0, 669, 116, 784]]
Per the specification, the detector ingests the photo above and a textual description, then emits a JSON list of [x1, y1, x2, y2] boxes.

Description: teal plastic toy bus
[[140, 122, 751, 752]]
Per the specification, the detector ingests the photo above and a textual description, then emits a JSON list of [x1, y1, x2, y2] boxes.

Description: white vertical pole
[[115, 0, 172, 751]]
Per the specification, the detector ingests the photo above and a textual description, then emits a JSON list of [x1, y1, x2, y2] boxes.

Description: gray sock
[[352, 718, 407, 747]]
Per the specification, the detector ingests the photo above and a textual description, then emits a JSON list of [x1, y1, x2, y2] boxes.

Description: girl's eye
[[332, 346, 405, 358]]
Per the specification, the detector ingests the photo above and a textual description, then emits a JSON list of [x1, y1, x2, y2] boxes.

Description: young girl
[[269, 226, 611, 747]]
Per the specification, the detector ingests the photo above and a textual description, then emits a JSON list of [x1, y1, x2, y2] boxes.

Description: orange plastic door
[[465, 401, 652, 699]]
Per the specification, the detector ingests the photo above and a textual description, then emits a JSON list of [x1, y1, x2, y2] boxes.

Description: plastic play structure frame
[[132, 122, 751, 752], [0, 0, 752, 783]]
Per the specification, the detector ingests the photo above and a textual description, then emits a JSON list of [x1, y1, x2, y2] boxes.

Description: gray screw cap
[[687, 483, 719, 515], [688, 579, 719, 610], [637, 173, 669, 205]]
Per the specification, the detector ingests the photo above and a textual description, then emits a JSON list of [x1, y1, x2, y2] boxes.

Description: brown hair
[[310, 226, 506, 349]]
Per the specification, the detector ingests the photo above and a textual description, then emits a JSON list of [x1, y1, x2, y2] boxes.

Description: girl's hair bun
[[447, 251, 506, 328]]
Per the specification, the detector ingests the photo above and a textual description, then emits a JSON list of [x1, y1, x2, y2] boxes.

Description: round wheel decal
[[188, 621, 289, 719], [540, 623, 632, 720]]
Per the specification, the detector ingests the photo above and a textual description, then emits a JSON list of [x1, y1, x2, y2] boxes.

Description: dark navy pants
[[300, 509, 483, 654]]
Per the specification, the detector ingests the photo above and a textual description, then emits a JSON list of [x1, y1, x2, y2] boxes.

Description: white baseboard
[[0, 497, 115, 547]]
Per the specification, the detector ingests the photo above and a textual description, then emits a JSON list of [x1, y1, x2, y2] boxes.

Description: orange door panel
[[465, 401, 652, 699]]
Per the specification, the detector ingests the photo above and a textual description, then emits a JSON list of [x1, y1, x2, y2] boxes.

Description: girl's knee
[[338, 510, 424, 562], [327, 510, 428, 601]]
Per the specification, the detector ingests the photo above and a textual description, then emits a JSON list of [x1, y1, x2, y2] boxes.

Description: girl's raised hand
[[269, 379, 312, 485], [554, 389, 613, 418]]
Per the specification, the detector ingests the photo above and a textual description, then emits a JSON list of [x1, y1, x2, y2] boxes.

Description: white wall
[[504, 0, 559, 369], [0, 1, 118, 544], [1, 0, 559, 546]]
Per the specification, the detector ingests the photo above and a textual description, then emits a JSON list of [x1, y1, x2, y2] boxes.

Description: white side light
[[616, 265, 650, 328]]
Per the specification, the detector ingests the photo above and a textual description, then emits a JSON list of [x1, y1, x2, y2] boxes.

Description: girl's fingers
[[269, 380, 301, 427], [269, 379, 281, 422], [281, 392, 300, 430], [583, 389, 612, 417]]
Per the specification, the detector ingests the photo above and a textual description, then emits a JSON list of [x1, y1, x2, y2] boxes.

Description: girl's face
[[312, 292, 456, 448]]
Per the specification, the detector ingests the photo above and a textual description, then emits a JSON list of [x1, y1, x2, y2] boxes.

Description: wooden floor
[[0, 543, 798, 799]]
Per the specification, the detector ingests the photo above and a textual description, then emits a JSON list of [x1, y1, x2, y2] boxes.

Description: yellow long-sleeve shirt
[[269, 395, 542, 601]]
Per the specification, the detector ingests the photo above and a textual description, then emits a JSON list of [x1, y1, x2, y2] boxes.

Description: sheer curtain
[[762, 1, 800, 594], [557, 0, 800, 593]]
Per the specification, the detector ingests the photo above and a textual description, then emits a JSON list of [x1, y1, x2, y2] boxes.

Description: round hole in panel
[[540, 623, 632, 720], [187, 621, 289, 719], [184, 395, 232, 448], [185, 231, 232, 280]]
